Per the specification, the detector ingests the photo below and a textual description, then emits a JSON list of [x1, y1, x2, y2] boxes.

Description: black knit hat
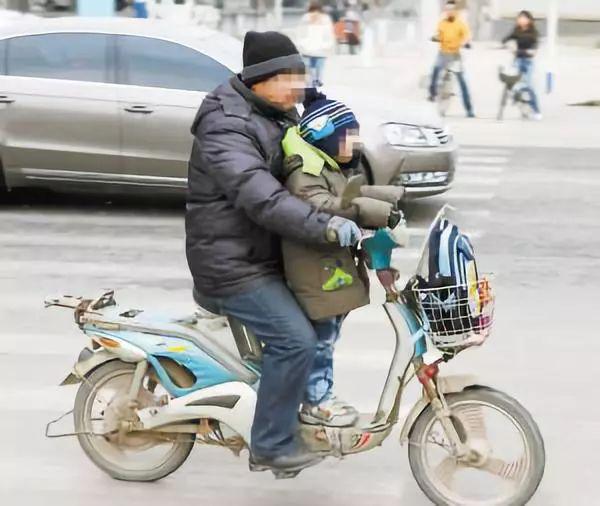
[[241, 31, 305, 86]]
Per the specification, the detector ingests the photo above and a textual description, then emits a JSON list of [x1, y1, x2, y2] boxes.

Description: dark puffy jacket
[[186, 77, 331, 297]]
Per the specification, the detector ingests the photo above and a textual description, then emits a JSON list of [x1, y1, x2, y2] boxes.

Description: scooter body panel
[[81, 323, 257, 398], [137, 381, 257, 444]]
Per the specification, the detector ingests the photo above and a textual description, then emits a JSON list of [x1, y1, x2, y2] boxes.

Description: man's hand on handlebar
[[326, 216, 362, 247]]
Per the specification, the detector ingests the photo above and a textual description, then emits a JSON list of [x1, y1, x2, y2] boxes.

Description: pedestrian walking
[[133, 0, 149, 18], [297, 2, 335, 87], [428, 0, 475, 118], [502, 10, 542, 119], [338, 0, 362, 55]]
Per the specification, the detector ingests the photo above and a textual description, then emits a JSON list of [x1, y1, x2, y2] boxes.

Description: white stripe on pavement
[[391, 248, 421, 259], [445, 192, 495, 200], [0, 385, 415, 418], [453, 175, 502, 186], [0, 211, 183, 228], [0, 260, 190, 279], [459, 147, 511, 157], [457, 209, 492, 219], [459, 156, 509, 165], [457, 164, 505, 174], [0, 233, 184, 251], [406, 227, 483, 239]]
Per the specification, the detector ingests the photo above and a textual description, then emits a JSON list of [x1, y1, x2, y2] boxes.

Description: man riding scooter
[[185, 31, 361, 474]]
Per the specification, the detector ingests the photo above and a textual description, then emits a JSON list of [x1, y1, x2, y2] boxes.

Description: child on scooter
[[281, 89, 404, 427]]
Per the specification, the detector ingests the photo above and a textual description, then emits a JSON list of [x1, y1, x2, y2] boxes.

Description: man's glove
[[326, 216, 362, 247]]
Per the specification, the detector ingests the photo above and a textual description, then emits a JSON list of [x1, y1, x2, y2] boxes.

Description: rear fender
[[59, 347, 118, 385], [399, 374, 480, 444]]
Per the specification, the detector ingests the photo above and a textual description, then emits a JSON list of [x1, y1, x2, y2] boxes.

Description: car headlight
[[382, 123, 434, 147]]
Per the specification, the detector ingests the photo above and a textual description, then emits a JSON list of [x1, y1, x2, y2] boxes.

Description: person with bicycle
[[502, 10, 542, 120], [428, 0, 475, 118]]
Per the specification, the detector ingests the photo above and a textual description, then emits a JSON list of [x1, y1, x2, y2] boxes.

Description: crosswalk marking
[[0, 211, 183, 228], [459, 147, 511, 155], [445, 192, 495, 200], [453, 175, 501, 186], [457, 209, 492, 219], [459, 155, 509, 165], [407, 227, 482, 239], [0, 383, 416, 418], [0, 259, 190, 279], [457, 164, 505, 174], [0, 233, 184, 250], [459, 144, 512, 154]]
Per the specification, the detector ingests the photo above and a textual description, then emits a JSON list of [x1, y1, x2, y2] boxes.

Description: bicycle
[[436, 58, 464, 117], [497, 47, 538, 121]]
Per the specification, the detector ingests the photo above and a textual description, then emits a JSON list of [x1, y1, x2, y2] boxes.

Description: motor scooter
[[45, 206, 545, 505]]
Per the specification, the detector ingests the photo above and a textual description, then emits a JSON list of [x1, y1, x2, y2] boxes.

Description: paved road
[[1, 145, 599, 505]]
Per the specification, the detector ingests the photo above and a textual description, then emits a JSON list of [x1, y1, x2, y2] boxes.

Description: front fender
[[399, 374, 480, 444], [59, 347, 118, 385]]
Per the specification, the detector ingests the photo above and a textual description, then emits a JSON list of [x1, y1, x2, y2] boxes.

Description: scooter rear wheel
[[74, 360, 195, 482], [408, 387, 545, 506]]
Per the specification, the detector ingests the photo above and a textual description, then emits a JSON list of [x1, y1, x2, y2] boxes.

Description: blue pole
[[546, 71, 553, 94], [546, 0, 558, 94], [77, 0, 115, 16]]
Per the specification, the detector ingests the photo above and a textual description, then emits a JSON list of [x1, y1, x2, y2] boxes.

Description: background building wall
[[77, 0, 115, 16], [491, 0, 600, 21]]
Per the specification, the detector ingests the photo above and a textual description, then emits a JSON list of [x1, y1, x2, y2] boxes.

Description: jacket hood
[[190, 78, 249, 135], [191, 76, 298, 135]]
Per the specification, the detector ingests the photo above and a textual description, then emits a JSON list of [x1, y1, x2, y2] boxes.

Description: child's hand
[[283, 154, 303, 175]]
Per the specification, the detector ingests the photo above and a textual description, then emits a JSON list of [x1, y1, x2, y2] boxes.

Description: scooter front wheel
[[74, 360, 195, 482], [408, 387, 545, 506]]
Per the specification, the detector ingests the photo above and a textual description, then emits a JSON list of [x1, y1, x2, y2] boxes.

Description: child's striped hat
[[298, 89, 359, 157]]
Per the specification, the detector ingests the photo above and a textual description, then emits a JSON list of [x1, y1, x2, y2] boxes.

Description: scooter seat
[[114, 308, 200, 327]]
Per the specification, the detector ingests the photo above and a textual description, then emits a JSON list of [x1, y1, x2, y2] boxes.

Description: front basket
[[411, 275, 495, 349]]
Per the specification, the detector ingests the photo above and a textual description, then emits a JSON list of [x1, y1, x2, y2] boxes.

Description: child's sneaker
[[300, 397, 358, 427]]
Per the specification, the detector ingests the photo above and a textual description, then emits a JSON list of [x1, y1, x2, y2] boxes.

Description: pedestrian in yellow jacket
[[437, 9, 471, 54], [428, 0, 475, 117]]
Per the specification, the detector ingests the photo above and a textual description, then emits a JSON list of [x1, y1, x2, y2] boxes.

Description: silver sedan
[[0, 17, 455, 198]]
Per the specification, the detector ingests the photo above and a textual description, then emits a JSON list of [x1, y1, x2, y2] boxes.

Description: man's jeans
[[195, 278, 317, 459], [305, 316, 343, 405], [429, 52, 474, 115], [515, 57, 541, 114]]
